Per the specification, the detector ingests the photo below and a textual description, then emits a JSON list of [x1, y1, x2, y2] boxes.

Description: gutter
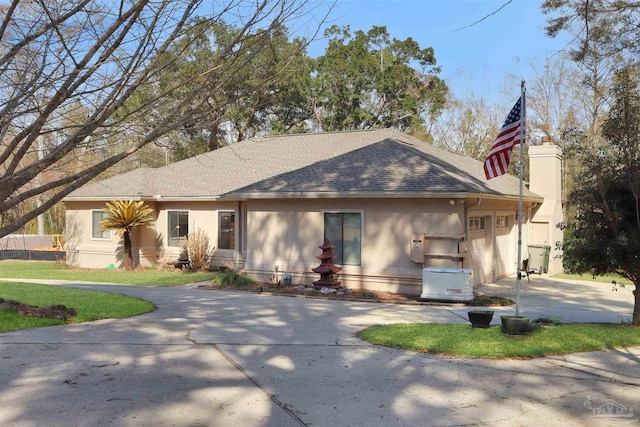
[[63, 191, 544, 204], [63, 195, 222, 202], [218, 191, 544, 203]]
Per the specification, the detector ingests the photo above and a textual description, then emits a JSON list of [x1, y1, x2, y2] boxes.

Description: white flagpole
[[516, 81, 526, 317]]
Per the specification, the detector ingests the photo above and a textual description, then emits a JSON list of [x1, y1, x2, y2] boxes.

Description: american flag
[[484, 97, 522, 179]]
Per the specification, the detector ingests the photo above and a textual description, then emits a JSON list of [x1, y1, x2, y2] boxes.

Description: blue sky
[[306, 0, 568, 103]]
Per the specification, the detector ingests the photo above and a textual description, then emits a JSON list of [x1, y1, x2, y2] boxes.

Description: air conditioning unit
[[420, 267, 474, 302]]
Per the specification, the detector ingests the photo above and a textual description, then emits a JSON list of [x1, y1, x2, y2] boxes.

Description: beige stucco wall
[[66, 200, 242, 270], [243, 197, 530, 295], [65, 200, 161, 269], [66, 196, 537, 293], [65, 201, 121, 269], [135, 201, 160, 267], [529, 142, 564, 274], [154, 200, 239, 268]]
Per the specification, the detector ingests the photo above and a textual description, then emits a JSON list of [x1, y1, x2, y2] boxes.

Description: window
[[218, 211, 235, 250], [324, 212, 361, 265], [469, 216, 485, 232], [168, 211, 189, 247], [496, 215, 509, 229], [92, 211, 110, 239]]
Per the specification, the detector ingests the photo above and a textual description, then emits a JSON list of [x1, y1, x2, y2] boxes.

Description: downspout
[[236, 201, 245, 269], [463, 197, 482, 268], [527, 202, 539, 222]]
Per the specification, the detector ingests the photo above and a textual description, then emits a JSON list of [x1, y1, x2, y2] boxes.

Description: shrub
[[211, 272, 256, 287], [471, 295, 513, 306], [186, 228, 212, 271]]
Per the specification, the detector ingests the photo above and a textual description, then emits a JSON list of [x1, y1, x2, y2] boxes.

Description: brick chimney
[[528, 136, 563, 274]]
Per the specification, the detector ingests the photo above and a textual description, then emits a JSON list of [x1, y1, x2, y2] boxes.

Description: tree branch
[[454, 0, 513, 31]]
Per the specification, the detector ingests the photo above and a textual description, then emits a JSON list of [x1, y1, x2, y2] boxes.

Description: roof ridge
[[251, 127, 389, 142]]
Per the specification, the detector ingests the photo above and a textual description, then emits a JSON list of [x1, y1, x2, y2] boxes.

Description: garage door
[[494, 215, 514, 278], [468, 216, 488, 284]]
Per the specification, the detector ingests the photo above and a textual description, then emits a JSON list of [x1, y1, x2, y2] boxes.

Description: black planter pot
[[500, 315, 530, 335], [468, 310, 494, 328]]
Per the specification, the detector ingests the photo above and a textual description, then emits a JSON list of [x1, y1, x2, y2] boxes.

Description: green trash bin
[[542, 245, 551, 273], [527, 244, 551, 274]]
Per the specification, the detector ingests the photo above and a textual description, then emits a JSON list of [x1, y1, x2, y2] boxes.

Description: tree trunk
[[123, 229, 134, 271], [633, 283, 640, 326], [208, 110, 222, 151]]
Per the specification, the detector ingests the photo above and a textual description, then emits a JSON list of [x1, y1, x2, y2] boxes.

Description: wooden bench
[[174, 256, 191, 270]]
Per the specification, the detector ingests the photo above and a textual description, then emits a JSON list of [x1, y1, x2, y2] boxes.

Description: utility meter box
[[410, 233, 424, 263], [420, 267, 474, 302]]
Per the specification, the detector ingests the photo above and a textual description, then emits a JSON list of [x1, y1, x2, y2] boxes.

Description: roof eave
[[63, 196, 147, 202], [63, 195, 222, 202], [220, 191, 544, 203]]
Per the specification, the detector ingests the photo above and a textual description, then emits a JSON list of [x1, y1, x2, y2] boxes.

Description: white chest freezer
[[419, 267, 474, 302]]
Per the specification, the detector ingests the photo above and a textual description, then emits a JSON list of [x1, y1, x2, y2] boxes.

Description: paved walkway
[[0, 276, 638, 426]]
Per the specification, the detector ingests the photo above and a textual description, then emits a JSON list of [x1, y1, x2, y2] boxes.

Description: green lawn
[[0, 282, 155, 332], [0, 260, 219, 286], [358, 323, 640, 358]]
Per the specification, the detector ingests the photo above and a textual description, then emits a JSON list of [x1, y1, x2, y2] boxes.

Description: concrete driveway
[[0, 276, 638, 426]]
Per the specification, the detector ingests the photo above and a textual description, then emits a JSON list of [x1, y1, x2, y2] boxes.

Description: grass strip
[[0, 282, 155, 332], [357, 323, 640, 358], [0, 260, 219, 286]]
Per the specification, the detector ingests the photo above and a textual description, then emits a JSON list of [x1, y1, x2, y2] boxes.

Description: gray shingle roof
[[65, 128, 541, 200]]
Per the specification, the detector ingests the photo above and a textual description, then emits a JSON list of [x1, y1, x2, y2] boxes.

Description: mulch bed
[[0, 298, 77, 320], [199, 282, 420, 302], [198, 282, 512, 306]]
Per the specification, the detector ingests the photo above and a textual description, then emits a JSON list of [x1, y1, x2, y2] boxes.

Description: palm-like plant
[[100, 200, 155, 271]]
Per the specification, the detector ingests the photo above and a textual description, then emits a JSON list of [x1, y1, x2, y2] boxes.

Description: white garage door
[[468, 216, 488, 284], [494, 215, 514, 278]]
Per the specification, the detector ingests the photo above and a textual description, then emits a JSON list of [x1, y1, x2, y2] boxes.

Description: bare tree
[[430, 92, 501, 161], [504, 56, 581, 145], [542, 0, 627, 150], [0, 0, 329, 237]]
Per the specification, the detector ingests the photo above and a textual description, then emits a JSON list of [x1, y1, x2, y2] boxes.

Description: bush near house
[[186, 228, 213, 271]]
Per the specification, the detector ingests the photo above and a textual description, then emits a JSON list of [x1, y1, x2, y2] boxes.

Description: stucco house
[[63, 128, 562, 294]]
